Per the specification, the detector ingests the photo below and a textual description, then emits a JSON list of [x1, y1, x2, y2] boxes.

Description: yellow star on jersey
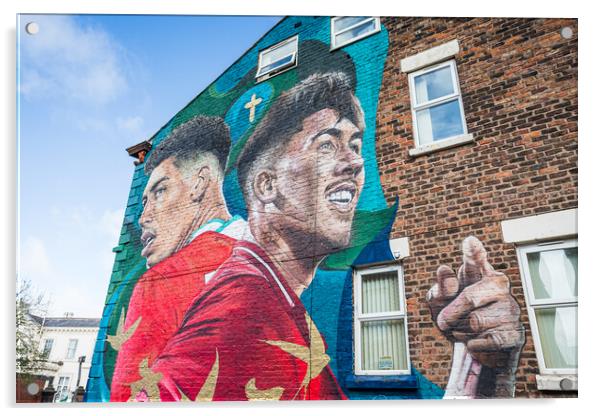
[[263, 313, 330, 399], [128, 358, 163, 401], [245, 378, 284, 401], [106, 308, 141, 351], [176, 350, 220, 402]]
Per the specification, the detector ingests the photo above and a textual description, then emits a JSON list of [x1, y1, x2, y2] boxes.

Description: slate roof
[[28, 314, 100, 328]]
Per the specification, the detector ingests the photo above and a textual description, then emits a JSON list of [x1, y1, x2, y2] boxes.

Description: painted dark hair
[[145, 115, 231, 175], [237, 71, 365, 200]]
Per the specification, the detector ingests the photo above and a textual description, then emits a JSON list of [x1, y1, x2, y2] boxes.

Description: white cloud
[[67, 205, 124, 239], [117, 115, 144, 132], [19, 15, 128, 105], [99, 208, 125, 239], [19, 236, 53, 279], [75, 117, 110, 133], [18, 68, 52, 96], [57, 286, 105, 318], [21, 206, 126, 317]]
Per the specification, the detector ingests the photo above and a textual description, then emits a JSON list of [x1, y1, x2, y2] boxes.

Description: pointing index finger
[[461, 236, 497, 286]]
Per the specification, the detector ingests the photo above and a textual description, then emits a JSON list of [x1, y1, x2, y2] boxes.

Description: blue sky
[[17, 14, 281, 317]]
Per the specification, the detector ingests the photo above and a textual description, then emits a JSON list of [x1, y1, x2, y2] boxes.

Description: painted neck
[[177, 189, 231, 252], [192, 202, 230, 232], [250, 216, 323, 297]]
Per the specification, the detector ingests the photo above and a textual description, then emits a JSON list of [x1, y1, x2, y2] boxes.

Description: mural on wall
[[86, 17, 524, 402]]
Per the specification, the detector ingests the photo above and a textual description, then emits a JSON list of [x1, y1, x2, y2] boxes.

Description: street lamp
[[76, 355, 86, 387]]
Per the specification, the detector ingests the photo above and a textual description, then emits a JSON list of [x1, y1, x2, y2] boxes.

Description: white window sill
[[536, 374, 578, 391], [408, 133, 474, 157]]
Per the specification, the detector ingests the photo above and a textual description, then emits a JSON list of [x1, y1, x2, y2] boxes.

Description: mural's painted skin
[[428, 237, 525, 398], [87, 17, 524, 402]]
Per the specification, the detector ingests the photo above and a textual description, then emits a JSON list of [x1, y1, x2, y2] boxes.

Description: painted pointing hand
[[427, 236, 525, 396]]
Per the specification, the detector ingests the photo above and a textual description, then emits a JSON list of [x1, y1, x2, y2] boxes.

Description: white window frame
[[516, 239, 578, 375], [330, 17, 381, 50], [408, 59, 469, 149], [65, 338, 78, 359], [54, 375, 72, 403], [353, 264, 411, 376], [41, 338, 54, 357], [256, 36, 298, 81]]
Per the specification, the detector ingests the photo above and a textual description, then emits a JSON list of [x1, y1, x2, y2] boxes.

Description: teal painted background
[[86, 16, 443, 401]]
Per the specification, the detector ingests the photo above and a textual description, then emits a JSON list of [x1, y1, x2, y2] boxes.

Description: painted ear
[[252, 170, 277, 204], [191, 165, 211, 202]]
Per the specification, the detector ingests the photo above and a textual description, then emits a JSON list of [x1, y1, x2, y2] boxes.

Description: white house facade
[[31, 316, 100, 402]]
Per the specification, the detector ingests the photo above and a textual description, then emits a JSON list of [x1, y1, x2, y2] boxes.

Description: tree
[[16, 280, 49, 376]]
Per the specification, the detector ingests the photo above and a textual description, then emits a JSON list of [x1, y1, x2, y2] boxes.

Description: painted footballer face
[[272, 108, 365, 255], [139, 157, 198, 268]]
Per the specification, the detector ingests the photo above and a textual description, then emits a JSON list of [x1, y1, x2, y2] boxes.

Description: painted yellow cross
[[244, 93, 263, 122]]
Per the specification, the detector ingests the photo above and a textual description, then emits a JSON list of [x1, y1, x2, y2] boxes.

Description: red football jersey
[[145, 240, 346, 401], [110, 231, 236, 402]]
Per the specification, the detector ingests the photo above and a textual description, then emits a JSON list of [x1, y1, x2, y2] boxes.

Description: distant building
[[30, 315, 100, 402]]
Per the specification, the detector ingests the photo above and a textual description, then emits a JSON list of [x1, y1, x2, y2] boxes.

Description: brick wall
[[377, 17, 577, 397]]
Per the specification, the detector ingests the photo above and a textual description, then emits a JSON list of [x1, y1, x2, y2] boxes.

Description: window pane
[[361, 319, 408, 371], [258, 54, 294, 76], [258, 39, 296, 76], [335, 20, 377, 46], [334, 17, 372, 32], [55, 377, 71, 402], [535, 306, 577, 369], [43, 339, 53, 357], [264, 40, 296, 63], [416, 99, 464, 144], [361, 271, 400, 314], [57, 376, 69, 388], [66, 339, 77, 359], [414, 66, 455, 105], [527, 247, 578, 301], [334, 19, 377, 46]]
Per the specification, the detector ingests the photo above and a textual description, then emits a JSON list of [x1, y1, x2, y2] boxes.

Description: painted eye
[[155, 187, 166, 199], [350, 142, 361, 154], [318, 141, 335, 152]]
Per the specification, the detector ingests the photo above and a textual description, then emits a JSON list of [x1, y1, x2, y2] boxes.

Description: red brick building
[[376, 17, 577, 397]]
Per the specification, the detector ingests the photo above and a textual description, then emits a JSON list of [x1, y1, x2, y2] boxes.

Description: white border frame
[[353, 264, 411, 376], [330, 17, 381, 50], [408, 59, 469, 149], [256, 35, 298, 81], [516, 239, 578, 375]]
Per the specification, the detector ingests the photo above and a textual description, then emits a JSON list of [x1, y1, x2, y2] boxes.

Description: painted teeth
[[328, 190, 353, 203]]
